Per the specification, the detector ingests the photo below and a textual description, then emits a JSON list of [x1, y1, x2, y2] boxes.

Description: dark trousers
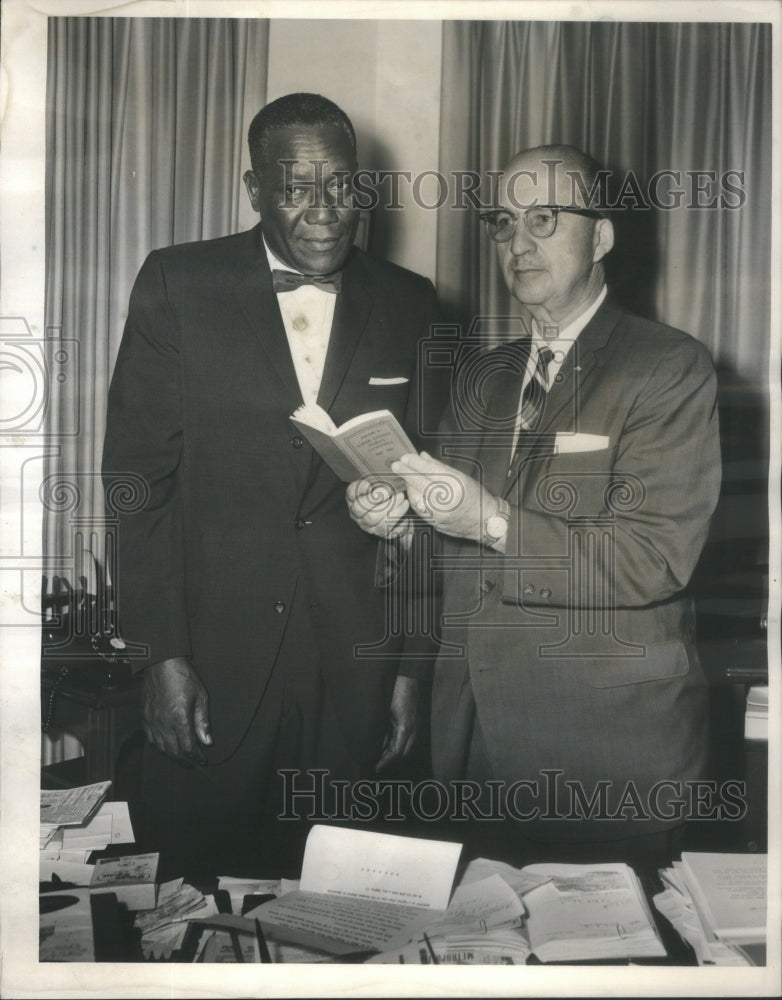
[[140, 607, 365, 882]]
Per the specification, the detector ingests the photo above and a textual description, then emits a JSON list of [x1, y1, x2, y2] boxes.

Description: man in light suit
[[348, 145, 721, 864], [103, 94, 441, 877]]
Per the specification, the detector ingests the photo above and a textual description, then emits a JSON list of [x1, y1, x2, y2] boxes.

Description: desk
[[41, 659, 141, 788], [39, 860, 698, 965]]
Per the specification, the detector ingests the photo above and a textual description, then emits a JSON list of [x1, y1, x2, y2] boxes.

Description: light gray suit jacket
[[428, 298, 721, 838]]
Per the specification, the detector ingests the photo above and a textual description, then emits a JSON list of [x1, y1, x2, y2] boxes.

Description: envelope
[[368, 376, 409, 385], [554, 432, 609, 453]]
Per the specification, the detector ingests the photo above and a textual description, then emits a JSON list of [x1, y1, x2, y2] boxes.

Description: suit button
[[291, 436, 304, 448], [523, 582, 535, 596], [273, 601, 286, 614], [540, 587, 552, 600], [295, 518, 308, 530], [480, 579, 495, 594]]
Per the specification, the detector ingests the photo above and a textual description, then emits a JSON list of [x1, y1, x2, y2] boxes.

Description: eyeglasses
[[480, 206, 603, 243]]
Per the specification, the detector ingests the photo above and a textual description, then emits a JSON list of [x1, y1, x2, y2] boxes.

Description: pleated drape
[[44, 17, 268, 590], [436, 21, 772, 391]]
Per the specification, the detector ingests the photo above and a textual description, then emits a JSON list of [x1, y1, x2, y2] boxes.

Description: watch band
[[481, 497, 510, 547]]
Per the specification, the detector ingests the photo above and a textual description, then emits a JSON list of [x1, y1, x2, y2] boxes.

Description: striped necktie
[[519, 344, 554, 431]]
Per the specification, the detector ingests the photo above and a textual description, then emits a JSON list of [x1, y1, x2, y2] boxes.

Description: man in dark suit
[[348, 145, 721, 865], [103, 94, 440, 876]]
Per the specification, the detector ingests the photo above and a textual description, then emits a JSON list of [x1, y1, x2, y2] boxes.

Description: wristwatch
[[481, 497, 510, 547]]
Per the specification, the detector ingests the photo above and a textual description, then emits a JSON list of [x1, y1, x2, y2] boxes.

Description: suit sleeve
[[393, 277, 449, 680], [402, 278, 450, 452], [502, 339, 721, 608], [102, 251, 191, 666]]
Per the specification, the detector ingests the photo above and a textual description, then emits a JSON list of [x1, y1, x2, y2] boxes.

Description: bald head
[[501, 144, 609, 212], [492, 145, 614, 324]]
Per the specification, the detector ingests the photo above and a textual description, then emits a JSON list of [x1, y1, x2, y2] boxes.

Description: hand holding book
[[290, 404, 416, 483], [346, 476, 413, 541], [291, 403, 418, 539]]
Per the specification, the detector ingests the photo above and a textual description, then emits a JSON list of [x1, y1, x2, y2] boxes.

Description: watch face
[[486, 515, 508, 539]]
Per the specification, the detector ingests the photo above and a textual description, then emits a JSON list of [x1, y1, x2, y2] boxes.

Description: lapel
[[316, 250, 373, 412], [303, 251, 374, 507], [503, 297, 623, 496], [476, 339, 532, 495], [230, 225, 303, 408]]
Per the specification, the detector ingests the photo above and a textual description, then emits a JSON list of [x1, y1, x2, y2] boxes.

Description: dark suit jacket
[[102, 224, 441, 766], [430, 298, 721, 834]]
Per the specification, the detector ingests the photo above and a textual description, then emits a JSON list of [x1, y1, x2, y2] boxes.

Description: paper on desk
[[61, 809, 113, 850], [102, 800, 135, 844], [249, 825, 462, 954], [134, 881, 208, 934], [39, 888, 95, 961], [39, 858, 95, 885], [40, 781, 111, 826], [217, 876, 281, 914], [423, 875, 525, 937], [249, 889, 434, 954], [300, 824, 460, 909], [460, 857, 551, 897], [41, 848, 92, 864], [522, 864, 665, 961], [368, 926, 531, 965]]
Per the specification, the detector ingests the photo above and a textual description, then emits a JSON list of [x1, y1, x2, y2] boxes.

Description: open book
[[248, 825, 462, 955], [290, 404, 415, 482]]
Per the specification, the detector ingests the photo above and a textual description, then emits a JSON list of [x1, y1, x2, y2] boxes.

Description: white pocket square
[[554, 432, 609, 453], [368, 376, 409, 385]]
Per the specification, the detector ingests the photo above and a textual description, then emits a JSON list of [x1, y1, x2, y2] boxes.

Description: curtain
[[436, 21, 772, 390], [44, 17, 269, 597]]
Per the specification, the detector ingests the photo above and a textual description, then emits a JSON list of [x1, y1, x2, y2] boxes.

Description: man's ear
[[592, 218, 614, 263], [243, 169, 262, 214]]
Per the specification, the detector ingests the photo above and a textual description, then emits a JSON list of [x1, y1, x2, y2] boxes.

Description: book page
[[246, 826, 462, 953], [422, 874, 525, 936], [336, 413, 416, 477], [299, 824, 461, 909], [290, 402, 339, 435], [522, 863, 665, 961], [681, 852, 767, 938], [248, 889, 433, 954]]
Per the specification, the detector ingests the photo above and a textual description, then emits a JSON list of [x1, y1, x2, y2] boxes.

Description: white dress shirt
[[512, 285, 607, 447], [264, 239, 338, 405]]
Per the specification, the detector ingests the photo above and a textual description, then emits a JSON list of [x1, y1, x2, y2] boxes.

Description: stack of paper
[[654, 852, 766, 965], [521, 863, 666, 962], [745, 686, 769, 741], [40, 781, 112, 828], [134, 879, 215, 959], [371, 871, 533, 964], [40, 792, 135, 886]]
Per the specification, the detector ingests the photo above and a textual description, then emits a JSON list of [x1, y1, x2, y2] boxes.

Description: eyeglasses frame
[[479, 205, 605, 242]]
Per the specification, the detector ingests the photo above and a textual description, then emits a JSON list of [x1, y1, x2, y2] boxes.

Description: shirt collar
[[263, 236, 302, 276], [531, 285, 607, 354]]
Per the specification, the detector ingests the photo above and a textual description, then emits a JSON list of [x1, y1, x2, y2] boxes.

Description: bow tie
[[271, 269, 343, 294]]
